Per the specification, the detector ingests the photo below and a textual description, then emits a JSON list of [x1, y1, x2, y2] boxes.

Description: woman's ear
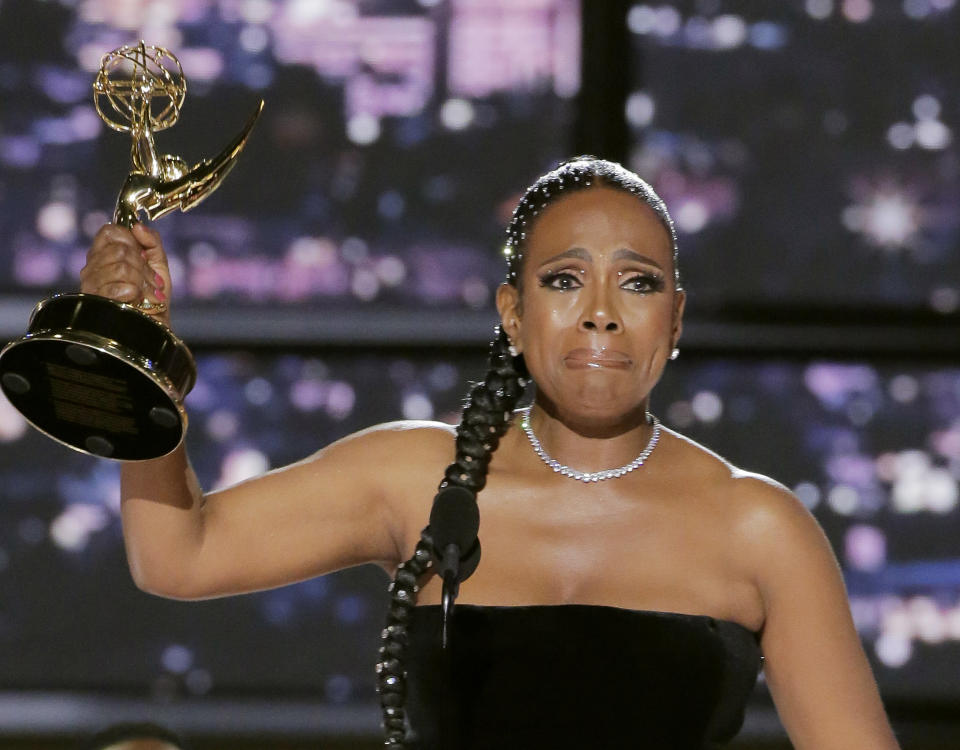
[[671, 289, 686, 349], [495, 282, 522, 353]]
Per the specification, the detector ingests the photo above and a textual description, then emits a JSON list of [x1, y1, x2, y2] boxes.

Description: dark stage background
[[0, 0, 958, 747]]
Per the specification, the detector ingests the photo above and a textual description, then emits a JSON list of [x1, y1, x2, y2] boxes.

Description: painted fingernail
[[155, 290, 167, 302], [154, 272, 164, 289]]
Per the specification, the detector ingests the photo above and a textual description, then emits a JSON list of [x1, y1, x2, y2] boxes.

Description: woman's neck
[[522, 398, 655, 473]]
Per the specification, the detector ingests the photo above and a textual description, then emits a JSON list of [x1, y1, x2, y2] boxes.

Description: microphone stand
[[440, 543, 462, 649], [427, 486, 481, 750]]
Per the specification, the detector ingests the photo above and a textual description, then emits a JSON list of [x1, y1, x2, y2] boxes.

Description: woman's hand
[[80, 223, 172, 325]]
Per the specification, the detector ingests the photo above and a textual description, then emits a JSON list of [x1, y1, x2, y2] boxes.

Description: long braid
[[375, 326, 528, 747]]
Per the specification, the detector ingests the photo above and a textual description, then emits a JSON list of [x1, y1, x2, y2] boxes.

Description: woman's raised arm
[[118, 424, 437, 599], [81, 224, 447, 599]]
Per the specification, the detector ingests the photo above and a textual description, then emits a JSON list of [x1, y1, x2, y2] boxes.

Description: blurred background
[[0, 0, 958, 747]]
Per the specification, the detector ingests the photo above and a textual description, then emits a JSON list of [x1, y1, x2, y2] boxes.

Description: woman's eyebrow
[[613, 248, 664, 269], [540, 247, 663, 271], [537, 247, 664, 270], [537, 247, 590, 267]]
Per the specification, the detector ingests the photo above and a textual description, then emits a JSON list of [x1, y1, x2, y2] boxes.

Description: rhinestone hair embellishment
[[519, 406, 661, 482]]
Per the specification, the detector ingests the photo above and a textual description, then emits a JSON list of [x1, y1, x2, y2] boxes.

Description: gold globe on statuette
[[0, 42, 264, 460]]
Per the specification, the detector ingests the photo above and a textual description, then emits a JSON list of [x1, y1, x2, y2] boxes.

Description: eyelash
[[538, 271, 582, 291], [537, 271, 665, 294], [621, 273, 665, 294]]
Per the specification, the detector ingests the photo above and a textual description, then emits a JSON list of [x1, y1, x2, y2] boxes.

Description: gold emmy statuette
[[0, 42, 263, 460]]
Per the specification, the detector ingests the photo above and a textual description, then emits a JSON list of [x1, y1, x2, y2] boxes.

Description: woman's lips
[[563, 348, 632, 370]]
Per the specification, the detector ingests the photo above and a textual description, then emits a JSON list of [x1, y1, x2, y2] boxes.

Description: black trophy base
[[0, 293, 195, 461]]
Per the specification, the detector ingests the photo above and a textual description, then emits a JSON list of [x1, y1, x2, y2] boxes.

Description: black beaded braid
[[375, 326, 528, 747], [374, 156, 678, 747]]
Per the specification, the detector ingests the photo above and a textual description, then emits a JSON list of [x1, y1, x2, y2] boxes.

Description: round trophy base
[[0, 293, 196, 461]]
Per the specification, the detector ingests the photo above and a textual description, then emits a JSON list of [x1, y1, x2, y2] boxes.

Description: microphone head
[[428, 485, 479, 553]]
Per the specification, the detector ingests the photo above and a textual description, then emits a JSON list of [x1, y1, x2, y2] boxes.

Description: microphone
[[428, 485, 481, 647]]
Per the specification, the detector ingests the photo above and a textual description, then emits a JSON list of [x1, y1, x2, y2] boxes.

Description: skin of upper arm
[[175, 421, 452, 599], [733, 477, 900, 750]]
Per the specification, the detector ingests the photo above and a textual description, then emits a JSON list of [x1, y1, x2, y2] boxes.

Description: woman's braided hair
[[374, 157, 679, 746]]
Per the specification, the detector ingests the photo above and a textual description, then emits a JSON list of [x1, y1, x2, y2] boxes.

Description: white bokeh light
[[351, 268, 380, 301], [625, 91, 655, 128], [403, 393, 434, 421], [914, 119, 952, 150], [886, 122, 915, 150], [161, 644, 194, 674], [691, 391, 723, 423], [712, 15, 748, 48], [912, 94, 941, 120], [910, 597, 947, 644], [842, 190, 919, 249], [346, 114, 380, 145], [0, 391, 28, 443], [827, 485, 859, 515], [440, 99, 475, 131], [674, 200, 710, 234], [874, 631, 912, 668], [888, 374, 919, 403], [794, 482, 822, 510], [36, 201, 77, 243], [215, 448, 270, 489], [806, 0, 834, 18]]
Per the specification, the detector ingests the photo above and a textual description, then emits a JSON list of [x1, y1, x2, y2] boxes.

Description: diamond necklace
[[518, 405, 661, 483]]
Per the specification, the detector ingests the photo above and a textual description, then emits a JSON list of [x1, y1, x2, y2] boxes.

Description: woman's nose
[[578, 284, 622, 333]]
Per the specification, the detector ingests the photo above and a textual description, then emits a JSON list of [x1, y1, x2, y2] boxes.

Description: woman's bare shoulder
[[306, 418, 455, 458], [662, 427, 831, 603], [661, 426, 809, 527], [291, 420, 457, 486]]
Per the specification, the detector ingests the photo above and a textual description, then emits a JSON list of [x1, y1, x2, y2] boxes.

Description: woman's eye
[[539, 272, 582, 290], [620, 273, 665, 294]]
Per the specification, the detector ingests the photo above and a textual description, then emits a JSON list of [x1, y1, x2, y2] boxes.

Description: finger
[[131, 223, 166, 268], [102, 257, 157, 293], [91, 223, 138, 253], [131, 221, 163, 252], [131, 222, 170, 301], [88, 239, 138, 266], [81, 249, 157, 299], [99, 280, 145, 304], [86, 242, 153, 282]]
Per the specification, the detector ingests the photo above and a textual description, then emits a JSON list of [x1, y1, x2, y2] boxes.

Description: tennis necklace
[[518, 405, 661, 483]]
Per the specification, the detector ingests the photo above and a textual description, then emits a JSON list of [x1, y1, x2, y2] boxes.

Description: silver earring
[[508, 344, 519, 357], [670, 348, 679, 360]]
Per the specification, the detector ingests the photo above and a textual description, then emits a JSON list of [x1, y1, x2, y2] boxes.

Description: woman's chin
[[553, 394, 648, 432]]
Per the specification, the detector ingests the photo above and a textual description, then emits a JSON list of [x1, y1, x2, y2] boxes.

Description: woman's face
[[497, 185, 684, 430]]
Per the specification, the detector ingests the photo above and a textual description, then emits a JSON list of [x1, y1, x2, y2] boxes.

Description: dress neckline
[[414, 602, 760, 637]]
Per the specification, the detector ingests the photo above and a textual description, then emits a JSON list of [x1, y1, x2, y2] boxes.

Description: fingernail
[[155, 290, 167, 302], [154, 272, 164, 289]]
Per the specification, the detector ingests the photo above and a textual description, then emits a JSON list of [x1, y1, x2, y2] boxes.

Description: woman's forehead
[[525, 187, 675, 260]]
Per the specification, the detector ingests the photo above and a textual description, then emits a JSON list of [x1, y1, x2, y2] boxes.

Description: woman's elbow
[[126, 555, 207, 600]]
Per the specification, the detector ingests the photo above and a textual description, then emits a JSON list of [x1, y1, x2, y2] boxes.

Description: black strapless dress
[[404, 604, 762, 749]]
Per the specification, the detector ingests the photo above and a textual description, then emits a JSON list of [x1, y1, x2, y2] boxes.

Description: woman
[[81, 158, 900, 749]]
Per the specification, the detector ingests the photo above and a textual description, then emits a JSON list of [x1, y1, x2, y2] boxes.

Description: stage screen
[[0, 350, 957, 705], [0, 0, 579, 312], [626, 1, 960, 316]]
